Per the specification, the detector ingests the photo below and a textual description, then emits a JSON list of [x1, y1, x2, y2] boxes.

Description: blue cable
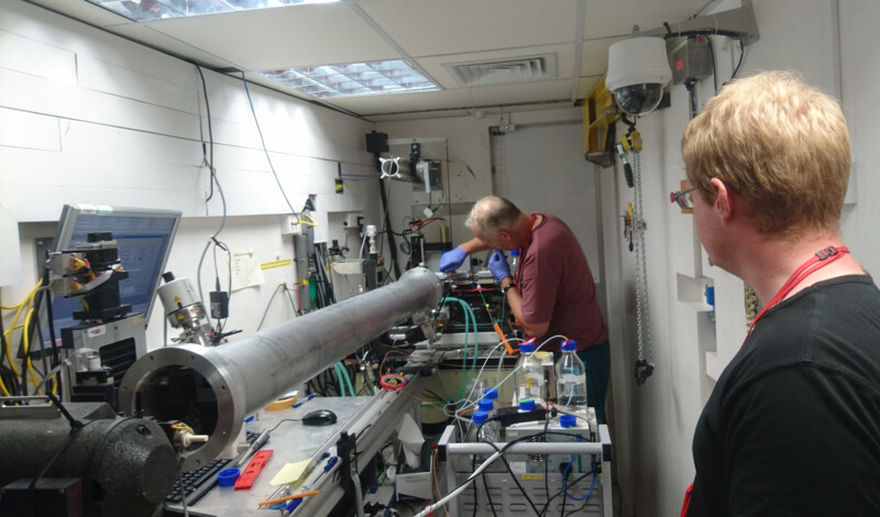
[[561, 436, 596, 501], [240, 72, 299, 219]]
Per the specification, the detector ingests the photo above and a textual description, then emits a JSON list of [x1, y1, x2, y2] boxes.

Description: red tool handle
[[234, 449, 273, 489]]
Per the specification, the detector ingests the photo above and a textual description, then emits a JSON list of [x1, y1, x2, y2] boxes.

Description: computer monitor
[[48, 204, 182, 335]]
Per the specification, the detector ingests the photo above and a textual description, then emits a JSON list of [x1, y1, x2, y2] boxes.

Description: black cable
[[471, 453, 478, 517], [543, 415, 551, 512], [240, 71, 299, 221], [266, 418, 303, 434], [561, 479, 568, 516], [375, 165, 400, 279], [19, 323, 28, 396], [706, 37, 718, 94], [195, 64, 215, 203], [480, 439, 542, 516], [731, 38, 746, 80], [481, 470, 498, 517], [469, 424, 592, 516], [663, 28, 746, 40], [34, 301, 48, 389], [540, 468, 596, 516]]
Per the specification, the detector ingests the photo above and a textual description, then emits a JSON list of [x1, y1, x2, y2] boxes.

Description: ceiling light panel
[[87, 0, 339, 22], [260, 60, 439, 98]]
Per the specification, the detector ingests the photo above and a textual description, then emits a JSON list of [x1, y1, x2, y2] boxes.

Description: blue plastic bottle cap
[[483, 387, 498, 400], [559, 414, 577, 428], [217, 468, 241, 487], [561, 340, 578, 352], [519, 341, 536, 354], [478, 399, 494, 412], [518, 398, 536, 411], [472, 410, 489, 424], [510, 250, 520, 257]]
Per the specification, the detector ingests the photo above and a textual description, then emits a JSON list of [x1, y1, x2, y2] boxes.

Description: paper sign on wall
[[231, 249, 264, 291]]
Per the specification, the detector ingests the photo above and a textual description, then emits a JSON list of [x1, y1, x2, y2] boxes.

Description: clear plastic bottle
[[477, 398, 501, 442], [509, 249, 520, 276], [467, 411, 490, 442], [515, 340, 546, 407], [467, 410, 495, 465], [555, 339, 588, 413]]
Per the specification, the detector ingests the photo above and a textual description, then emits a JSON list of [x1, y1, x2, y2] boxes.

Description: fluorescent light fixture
[[86, 0, 339, 22], [260, 60, 439, 98]]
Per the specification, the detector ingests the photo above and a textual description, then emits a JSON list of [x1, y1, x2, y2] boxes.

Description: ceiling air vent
[[446, 54, 557, 87]]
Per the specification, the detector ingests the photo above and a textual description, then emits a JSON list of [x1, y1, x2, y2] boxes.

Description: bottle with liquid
[[555, 339, 588, 413], [467, 411, 490, 442], [477, 398, 501, 442], [514, 341, 546, 407], [509, 249, 520, 276]]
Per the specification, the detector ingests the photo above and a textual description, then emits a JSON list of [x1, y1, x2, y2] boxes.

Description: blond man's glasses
[[670, 187, 697, 210]]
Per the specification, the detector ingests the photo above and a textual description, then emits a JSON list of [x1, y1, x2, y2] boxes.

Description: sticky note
[[269, 460, 310, 486]]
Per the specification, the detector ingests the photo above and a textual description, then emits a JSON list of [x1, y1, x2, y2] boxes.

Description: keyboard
[[165, 431, 260, 506]]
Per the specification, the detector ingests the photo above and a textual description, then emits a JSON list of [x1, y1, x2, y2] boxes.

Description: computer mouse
[[302, 409, 337, 426]]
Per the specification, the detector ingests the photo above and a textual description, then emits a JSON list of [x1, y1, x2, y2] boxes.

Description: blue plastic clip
[[285, 499, 302, 513]]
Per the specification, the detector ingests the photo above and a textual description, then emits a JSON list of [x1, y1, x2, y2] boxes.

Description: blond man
[[679, 71, 880, 515]]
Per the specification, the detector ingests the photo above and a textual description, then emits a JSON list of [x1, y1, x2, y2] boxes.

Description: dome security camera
[[606, 36, 672, 116]]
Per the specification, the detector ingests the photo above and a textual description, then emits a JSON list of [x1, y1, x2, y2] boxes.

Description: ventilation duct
[[446, 54, 557, 87]]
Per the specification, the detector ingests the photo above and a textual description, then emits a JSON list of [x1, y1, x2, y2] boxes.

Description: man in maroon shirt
[[439, 196, 610, 421]]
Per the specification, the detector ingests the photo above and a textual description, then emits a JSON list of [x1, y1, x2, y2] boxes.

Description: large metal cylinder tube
[[119, 267, 441, 469]]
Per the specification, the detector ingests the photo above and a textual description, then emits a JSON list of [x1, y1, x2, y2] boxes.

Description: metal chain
[[632, 151, 654, 384]]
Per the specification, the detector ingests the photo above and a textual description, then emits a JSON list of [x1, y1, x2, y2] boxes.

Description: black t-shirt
[[687, 275, 880, 516]]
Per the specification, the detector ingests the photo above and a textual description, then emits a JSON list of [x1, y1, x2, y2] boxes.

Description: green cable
[[440, 297, 480, 404], [331, 363, 344, 396], [332, 362, 350, 396]]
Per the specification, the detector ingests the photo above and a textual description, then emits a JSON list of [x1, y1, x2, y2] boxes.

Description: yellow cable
[[0, 373, 10, 396], [1, 281, 42, 385]]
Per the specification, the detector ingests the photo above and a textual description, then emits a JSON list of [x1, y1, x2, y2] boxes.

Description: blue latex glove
[[438, 246, 467, 273], [488, 250, 511, 282]]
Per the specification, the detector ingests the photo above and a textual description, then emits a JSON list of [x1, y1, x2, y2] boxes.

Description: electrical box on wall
[[670, 37, 713, 85]]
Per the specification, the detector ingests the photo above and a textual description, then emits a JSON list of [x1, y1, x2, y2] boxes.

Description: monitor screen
[[48, 204, 181, 334]]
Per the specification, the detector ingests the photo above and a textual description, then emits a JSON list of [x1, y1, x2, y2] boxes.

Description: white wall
[[602, 1, 871, 516], [0, 1, 380, 346]]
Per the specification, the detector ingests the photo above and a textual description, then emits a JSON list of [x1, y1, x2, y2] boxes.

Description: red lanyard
[[515, 214, 538, 287], [682, 246, 850, 517], [747, 245, 849, 335]]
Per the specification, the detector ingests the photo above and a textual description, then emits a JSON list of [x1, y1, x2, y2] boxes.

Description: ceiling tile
[[27, 0, 132, 27], [575, 75, 604, 99], [105, 24, 241, 70], [142, 4, 402, 70], [468, 79, 573, 106], [416, 44, 576, 89], [579, 36, 622, 77], [357, 0, 580, 57], [330, 88, 478, 116]]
